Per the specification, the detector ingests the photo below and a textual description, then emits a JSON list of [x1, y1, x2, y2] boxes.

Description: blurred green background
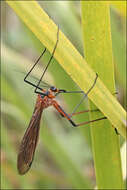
[[1, 1, 126, 189]]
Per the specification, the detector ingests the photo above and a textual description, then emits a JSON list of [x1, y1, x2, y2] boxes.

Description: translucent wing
[[17, 97, 43, 175]]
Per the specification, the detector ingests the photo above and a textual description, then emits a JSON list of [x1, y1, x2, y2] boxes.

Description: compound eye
[[50, 86, 57, 92]]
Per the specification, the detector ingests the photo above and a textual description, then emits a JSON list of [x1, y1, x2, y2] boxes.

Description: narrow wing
[[17, 97, 43, 175]]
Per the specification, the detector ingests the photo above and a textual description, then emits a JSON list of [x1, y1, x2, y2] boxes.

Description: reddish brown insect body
[[17, 88, 74, 175], [17, 89, 57, 175]]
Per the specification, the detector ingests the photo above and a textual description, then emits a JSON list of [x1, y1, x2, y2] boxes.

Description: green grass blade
[[6, 1, 126, 139], [81, 2, 124, 189]]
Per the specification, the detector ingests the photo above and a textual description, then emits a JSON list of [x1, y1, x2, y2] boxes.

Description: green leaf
[[6, 1, 126, 138], [81, 2, 124, 189]]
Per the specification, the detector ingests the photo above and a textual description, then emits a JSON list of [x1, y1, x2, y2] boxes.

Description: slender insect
[[17, 26, 107, 175]]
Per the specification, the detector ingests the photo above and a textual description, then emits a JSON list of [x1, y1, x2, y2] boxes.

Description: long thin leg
[[74, 117, 107, 127], [70, 73, 98, 116], [56, 73, 98, 117], [57, 88, 118, 96], [58, 73, 98, 95], [70, 108, 118, 133], [24, 48, 46, 90], [57, 76, 118, 134], [68, 109, 99, 116], [53, 100, 106, 127], [58, 90, 84, 94], [53, 101, 119, 135], [68, 103, 118, 134], [35, 26, 59, 94]]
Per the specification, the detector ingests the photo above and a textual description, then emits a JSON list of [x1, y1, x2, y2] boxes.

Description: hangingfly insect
[[17, 26, 107, 175]]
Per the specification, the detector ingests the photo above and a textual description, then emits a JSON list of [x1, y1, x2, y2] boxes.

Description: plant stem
[[81, 2, 124, 189]]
